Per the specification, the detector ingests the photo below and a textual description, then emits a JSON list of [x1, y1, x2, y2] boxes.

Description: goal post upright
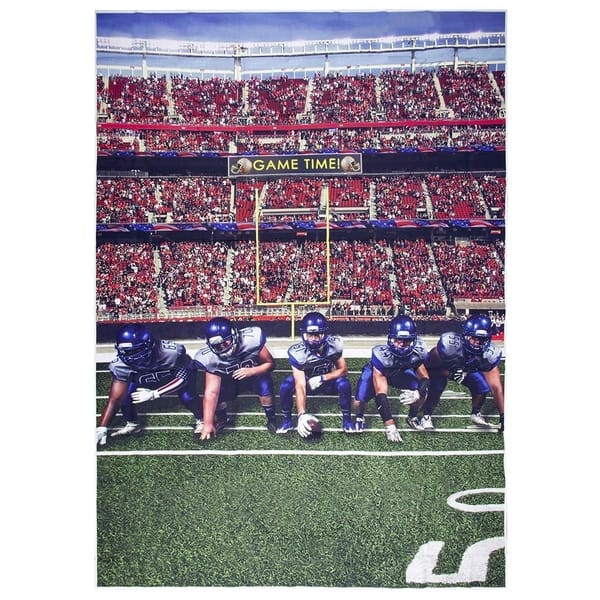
[[254, 185, 331, 340]]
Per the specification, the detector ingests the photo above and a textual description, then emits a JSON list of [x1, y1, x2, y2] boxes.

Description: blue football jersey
[[193, 326, 267, 377], [371, 337, 428, 377], [109, 339, 192, 388], [287, 335, 344, 378], [428, 331, 502, 372]]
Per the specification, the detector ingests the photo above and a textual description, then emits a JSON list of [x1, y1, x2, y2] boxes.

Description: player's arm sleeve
[[155, 365, 189, 396]]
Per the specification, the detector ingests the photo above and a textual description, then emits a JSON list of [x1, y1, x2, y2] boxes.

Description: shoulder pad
[[437, 332, 464, 360], [482, 343, 502, 369], [413, 337, 428, 361], [193, 345, 214, 370], [326, 335, 343, 353]]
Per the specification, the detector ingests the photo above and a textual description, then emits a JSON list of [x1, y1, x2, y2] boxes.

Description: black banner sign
[[227, 153, 362, 177]]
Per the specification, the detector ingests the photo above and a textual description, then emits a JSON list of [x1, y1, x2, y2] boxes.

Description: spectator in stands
[[96, 324, 203, 446], [193, 317, 278, 439]]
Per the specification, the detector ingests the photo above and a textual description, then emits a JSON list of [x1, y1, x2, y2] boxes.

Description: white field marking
[[447, 488, 505, 513], [97, 448, 504, 457], [406, 536, 505, 584], [103, 425, 500, 434], [97, 411, 497, 420], [96, 393, 473, 401]]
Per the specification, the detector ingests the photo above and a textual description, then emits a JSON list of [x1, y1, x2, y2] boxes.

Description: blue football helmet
[[387, 315, 417, 357], [206, 317, 239, 358], [300, 312, 328, 351], [462, 315, 493, 355], [115, 324, 156, 368]]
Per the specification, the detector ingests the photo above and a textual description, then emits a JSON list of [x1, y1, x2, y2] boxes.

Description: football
[[305, 417, 323, 441]]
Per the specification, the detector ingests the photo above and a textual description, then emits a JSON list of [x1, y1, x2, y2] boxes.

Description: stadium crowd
[[96, 173, 505, 224], [96, 66, 505, 324], [96, 237, 504, 321], [98, 65, 504, 127]]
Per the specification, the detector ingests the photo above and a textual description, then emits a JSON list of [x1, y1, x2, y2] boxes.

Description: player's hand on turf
[[131, 388, 160, 403], [399, 390, 419, 405], [385, 424, 403, 442], [307, 375, 324, 391], [200, 424, 217, 440], [297, 413, 313, 438], [96, 426, 108, 446]]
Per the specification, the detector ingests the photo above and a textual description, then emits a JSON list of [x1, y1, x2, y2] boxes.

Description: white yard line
[[98, 448, 504, 457]]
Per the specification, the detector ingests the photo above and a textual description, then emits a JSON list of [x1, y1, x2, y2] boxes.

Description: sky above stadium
[[96, 10, 505, 43], [96, 9, 506, 76]]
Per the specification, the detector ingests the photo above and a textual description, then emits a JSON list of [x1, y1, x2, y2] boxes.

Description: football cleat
[[276, 418, 294, 434], [385, 424, 403, 443], [420, 415, 435, 431], [343, 417, 354, 433], [110, 421, 143, 437], [406, 416, 423, 430], [470, 412, 493, 427], [194, 419, 204, 434], [354, 417, 365, 433], [267, 419, 278, 434]]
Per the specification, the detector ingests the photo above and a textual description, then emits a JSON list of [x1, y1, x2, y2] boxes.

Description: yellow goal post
[[253, 186, 332, 339]]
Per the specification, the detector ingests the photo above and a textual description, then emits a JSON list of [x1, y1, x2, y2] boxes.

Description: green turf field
[[96, 357, 505, 588]]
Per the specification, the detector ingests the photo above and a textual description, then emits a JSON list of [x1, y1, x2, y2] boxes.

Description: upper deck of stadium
[[96, 31, 505, 79]]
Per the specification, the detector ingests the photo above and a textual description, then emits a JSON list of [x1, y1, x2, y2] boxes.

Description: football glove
[[450, 369, 466, 384], [399, 389, 419, 405], [297, 413, 316, 438], [385, 424, 403, 443], [96, 426, 107, 446], [307, 375, 324, 391], [131, 388, 160, 404]]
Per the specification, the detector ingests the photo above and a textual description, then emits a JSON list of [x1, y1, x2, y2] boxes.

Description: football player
[[353, 314, 430, 442], [422, 314, 504, 432], [193, 317, 277, 440], [277, 311, 353, 437], [96, 324, 203, 446]]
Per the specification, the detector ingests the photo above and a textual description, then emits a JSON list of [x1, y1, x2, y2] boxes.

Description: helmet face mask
[[300, 312, 328, 351], [462, 316, 493, 355], [115, 325, 155, 368], [387, 315, 417, 357], [206, 317, 239, 358]]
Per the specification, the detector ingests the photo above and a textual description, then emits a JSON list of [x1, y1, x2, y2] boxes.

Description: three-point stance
[[96, 324, 203, 446], [422, 314, 504, 432], [193, 317, 278, 440]]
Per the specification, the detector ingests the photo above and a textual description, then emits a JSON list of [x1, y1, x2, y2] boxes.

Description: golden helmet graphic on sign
[[231, 157, 253, 175], [341, 155, 361, 172]]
